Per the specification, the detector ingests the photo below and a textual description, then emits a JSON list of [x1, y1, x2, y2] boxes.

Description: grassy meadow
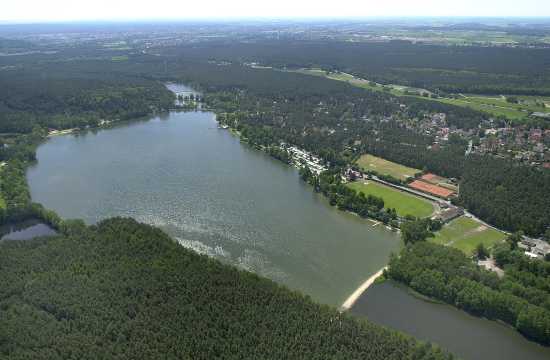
[[357, 154, 420, 180], [431, 216, 507, 255]]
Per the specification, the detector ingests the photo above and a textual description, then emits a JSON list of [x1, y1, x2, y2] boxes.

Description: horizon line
[[2, 15, 550, 26]]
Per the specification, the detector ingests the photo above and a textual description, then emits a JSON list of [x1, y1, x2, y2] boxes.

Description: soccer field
[[356, 154, 420, 181], [348, 181, 434, 218], [431, 216, 507, 255]]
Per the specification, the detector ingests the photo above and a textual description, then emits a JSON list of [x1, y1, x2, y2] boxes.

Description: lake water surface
[[352, 281, 550, 360], [0, 220, 56, 241], [27, 110, 401, 305]]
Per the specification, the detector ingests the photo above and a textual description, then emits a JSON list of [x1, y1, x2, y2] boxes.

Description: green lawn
[[431, 216, 507, 255], [357, 154, 420, 181], [348, 181, 434, 218]]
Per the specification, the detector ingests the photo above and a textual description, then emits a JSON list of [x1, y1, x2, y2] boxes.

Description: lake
[[27, 109, 401, 306], [351, 281, 550, 360], [0, 219, 57, 241]]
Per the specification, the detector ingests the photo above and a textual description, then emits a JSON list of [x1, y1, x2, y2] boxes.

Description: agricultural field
[[367, 29, 549, 46], [348, 180, 434, 218], [431, 216, 507, 255], [356, 154, 420, 180]]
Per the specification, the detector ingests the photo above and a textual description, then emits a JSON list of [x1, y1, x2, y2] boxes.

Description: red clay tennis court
[[409, 180, 455, 199]]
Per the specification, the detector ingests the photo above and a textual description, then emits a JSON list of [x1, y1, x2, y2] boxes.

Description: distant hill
[[0, 218, 451, 359]]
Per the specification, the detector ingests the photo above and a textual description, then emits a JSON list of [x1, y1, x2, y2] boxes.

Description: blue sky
[[2, 0, 550, 22]]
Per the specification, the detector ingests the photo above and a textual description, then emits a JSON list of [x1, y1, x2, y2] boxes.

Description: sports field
[[348, 181, 434, 218], [431, 216, 507, 255], [356, 154, 420, 181]]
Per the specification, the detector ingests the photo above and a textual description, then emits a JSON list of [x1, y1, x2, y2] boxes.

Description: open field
[[437, 97, 527, 120], [431, 216, 507, 255], [291, 68, 550, 121], [291, 69, 407, 96], [367, 29, 550, 46], [356, 154, 420, 180], [348, 181, 434, 218], [437, 94, 550, 121]]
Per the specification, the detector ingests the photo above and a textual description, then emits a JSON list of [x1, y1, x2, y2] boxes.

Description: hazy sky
[[2, 0, 550, 22]]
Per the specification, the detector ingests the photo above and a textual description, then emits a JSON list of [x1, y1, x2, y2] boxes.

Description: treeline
[[163, 40, 550, 95], [0, 217, 452, 359], [0, 126, 65, 228], [387, 242, 550, 345], [457, 156, 550, 236], [300, 167, 400, 226], [0, 57, 175, 133]]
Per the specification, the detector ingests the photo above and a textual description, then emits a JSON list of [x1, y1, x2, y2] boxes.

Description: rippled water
[[27, 110, 401, 305]]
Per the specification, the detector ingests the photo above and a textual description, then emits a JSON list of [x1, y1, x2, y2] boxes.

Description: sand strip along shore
[[340, 267, 387, 311]]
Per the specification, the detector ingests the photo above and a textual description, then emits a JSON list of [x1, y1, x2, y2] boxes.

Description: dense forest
[[0, 217, 452, 359], [387, 241, 550, 345], [0, 58, 175, 133], [161, 40, 550, 95]]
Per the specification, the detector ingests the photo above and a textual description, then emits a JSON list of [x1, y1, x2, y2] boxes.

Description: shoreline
[[217, 118, 403, 232], [340, 266, 387, 311]]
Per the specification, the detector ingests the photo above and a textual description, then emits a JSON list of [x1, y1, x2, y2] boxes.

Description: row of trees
[[0, 217, 453, 359], [300, 167, 401, 226]]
